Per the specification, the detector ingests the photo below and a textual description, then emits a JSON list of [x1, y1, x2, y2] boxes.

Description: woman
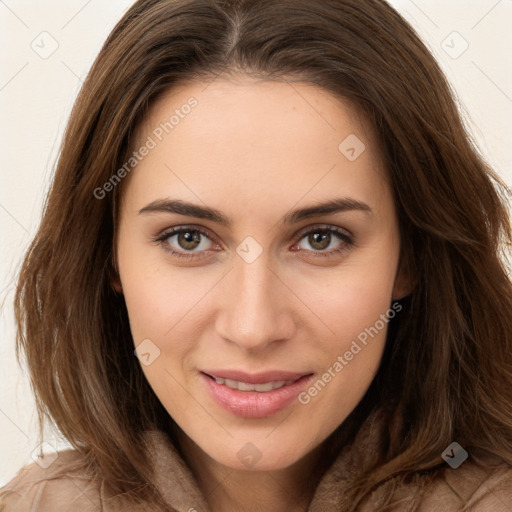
[[1, 0, 512, 510]]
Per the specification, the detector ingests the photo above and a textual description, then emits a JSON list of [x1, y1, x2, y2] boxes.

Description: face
[[113, 76, 410, 472]]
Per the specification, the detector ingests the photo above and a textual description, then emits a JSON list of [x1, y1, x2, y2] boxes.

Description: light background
[[1, 0, 511, 486]]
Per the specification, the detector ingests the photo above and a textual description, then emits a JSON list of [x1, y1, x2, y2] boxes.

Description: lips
[[200, 369, 314, 418]]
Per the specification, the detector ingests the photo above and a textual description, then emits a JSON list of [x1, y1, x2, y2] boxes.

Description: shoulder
[[385, 456, 512, 511], [361, 454, 512, 511], [0, 449, 103, 512], [421, 457, 512, 511]]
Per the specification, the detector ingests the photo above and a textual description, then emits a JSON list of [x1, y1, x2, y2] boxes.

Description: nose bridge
[[216, 251, 293, 351]]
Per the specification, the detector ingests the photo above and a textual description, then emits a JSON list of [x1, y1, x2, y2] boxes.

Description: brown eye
[[294, 226, 354, 257], [155, 226, 217, 259]]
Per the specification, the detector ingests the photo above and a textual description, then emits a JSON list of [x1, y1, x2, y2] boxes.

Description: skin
[[112, 75, 412, 512]]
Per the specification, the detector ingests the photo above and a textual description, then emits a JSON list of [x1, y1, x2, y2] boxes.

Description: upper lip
[[202, 369, 313, 384]]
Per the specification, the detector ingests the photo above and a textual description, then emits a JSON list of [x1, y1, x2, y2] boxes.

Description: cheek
[[295, 237, 398, 412], [118, 259, 200, 416], [297, 288, 395, 432], [303, 241, 399, 344], [118, 238, 211, 343]]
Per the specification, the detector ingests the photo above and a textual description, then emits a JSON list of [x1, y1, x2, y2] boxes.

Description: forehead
[[122, 77, 391, 219]]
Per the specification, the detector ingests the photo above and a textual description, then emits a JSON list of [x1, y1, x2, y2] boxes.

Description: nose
[[214, 252, 296, 353]]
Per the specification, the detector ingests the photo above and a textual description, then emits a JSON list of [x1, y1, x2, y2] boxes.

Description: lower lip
[[200, 372, 314, 418]]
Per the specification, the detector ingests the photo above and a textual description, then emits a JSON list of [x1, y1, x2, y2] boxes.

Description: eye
[[154, 226, 219, 259], [292, 225, 354, 257], [153, 224, 354, 260]]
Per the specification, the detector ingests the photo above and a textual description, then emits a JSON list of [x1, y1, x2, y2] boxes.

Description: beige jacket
[[1, 408, 511, 511]]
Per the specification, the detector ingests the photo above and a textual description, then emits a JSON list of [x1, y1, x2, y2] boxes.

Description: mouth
[[203, 374, 299, 392], [200, 370, 314, 418]]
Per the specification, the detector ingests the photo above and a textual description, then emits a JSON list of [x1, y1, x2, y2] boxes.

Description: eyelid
[[154, 223, 353, 243], [154, 224, 219, 245], [293, 223, 353, 241]]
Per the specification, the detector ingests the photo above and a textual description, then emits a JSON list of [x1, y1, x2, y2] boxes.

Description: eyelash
[[153, 224, 354, 260]]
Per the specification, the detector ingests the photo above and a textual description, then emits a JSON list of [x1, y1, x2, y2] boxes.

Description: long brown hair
[[13, 0, 512, 510]]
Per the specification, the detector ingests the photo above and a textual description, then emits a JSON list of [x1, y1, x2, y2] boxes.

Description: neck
[[175, 431, 332, 512]]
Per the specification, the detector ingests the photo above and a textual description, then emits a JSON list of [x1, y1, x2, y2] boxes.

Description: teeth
[[213, 377, 296, 392]]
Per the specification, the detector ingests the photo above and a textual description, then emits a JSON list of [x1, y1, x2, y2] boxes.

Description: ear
[[111, 274, 123, 294], [392, 254, 415, 301], [110, 251, 123, 294]]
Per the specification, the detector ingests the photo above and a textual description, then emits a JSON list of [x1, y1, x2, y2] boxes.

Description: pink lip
[[200, 371, 314, 418]]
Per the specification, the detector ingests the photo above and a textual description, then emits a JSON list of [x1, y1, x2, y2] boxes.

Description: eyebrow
[[138, 197, 373, 226]]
